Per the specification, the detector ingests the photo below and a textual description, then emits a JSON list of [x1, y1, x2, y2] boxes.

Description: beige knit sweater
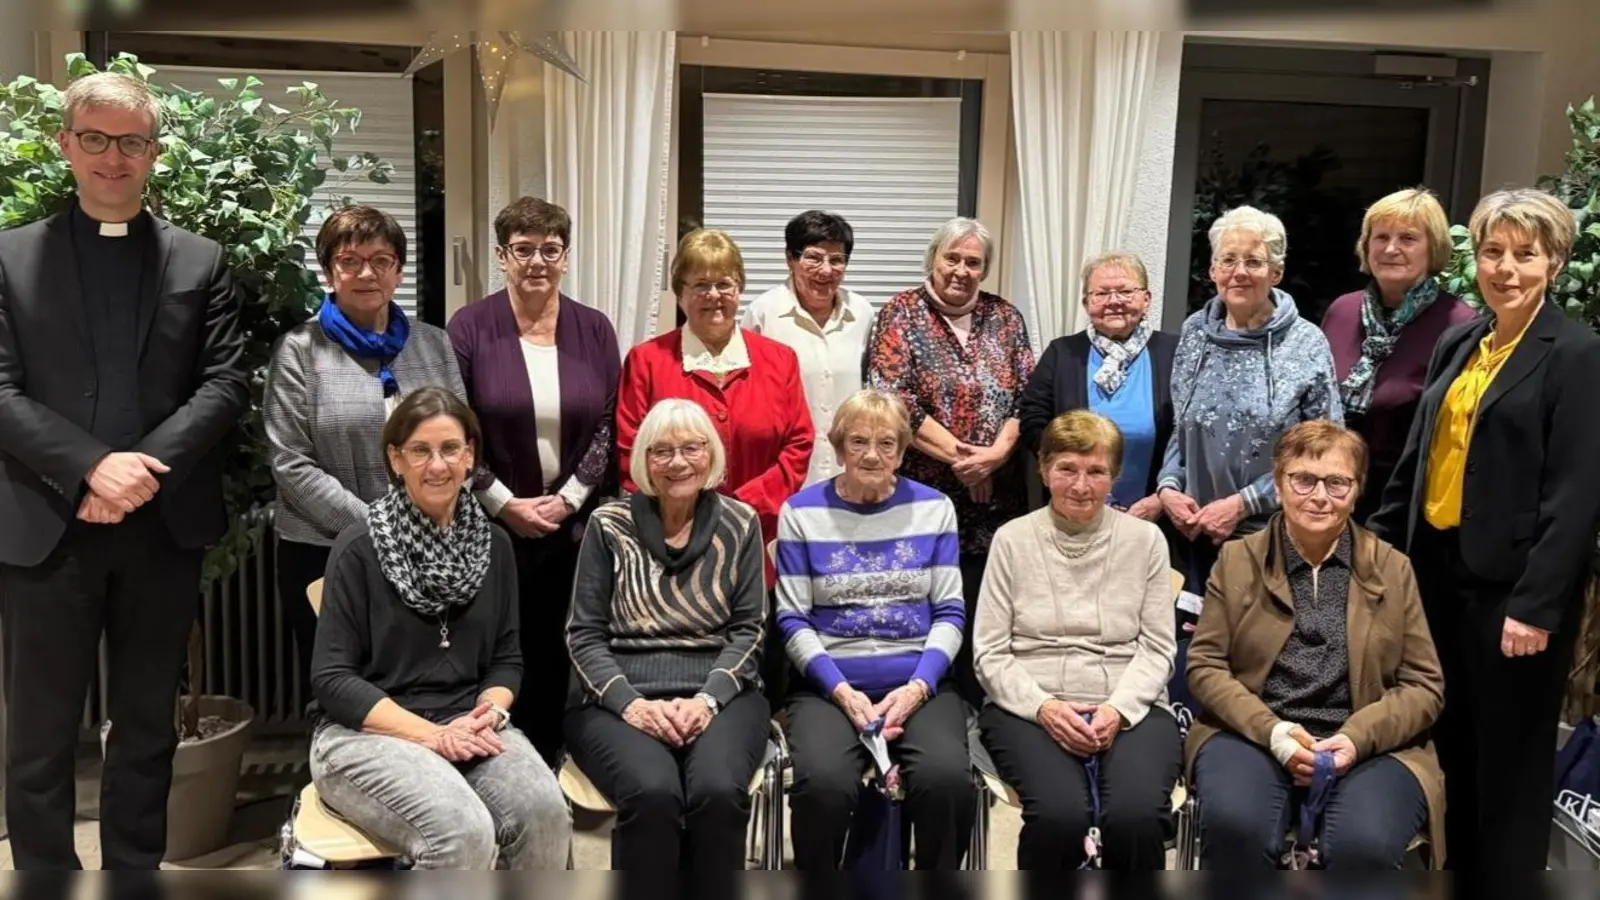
[[973, 505, 1175, 726]]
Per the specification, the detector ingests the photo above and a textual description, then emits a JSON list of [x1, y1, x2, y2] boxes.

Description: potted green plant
[[0, 52, 392, 860]]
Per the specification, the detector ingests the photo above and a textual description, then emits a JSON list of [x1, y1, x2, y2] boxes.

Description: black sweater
[[310, 520, 522, 729]]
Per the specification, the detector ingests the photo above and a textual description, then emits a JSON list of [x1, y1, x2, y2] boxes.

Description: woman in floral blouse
[[867, 216, 1035, 707]]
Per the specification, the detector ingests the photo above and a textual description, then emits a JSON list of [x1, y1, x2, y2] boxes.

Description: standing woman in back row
[[867, 216, 1035, 708], [1371, 188, 1600, 870], [448, 197, 620, 765], [1321, 188, 1476, 524]]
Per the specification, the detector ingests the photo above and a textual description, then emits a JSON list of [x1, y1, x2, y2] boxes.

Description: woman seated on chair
[[1186, 420, 1445, 869], [776, 389, 976, 870], [974, 410, 1181, 870], [565, 398, 770, 870], [308, 386, 571, 870]]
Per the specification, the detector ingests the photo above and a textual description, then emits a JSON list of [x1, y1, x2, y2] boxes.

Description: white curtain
[[543, 32, 676, 350], [1009, 32, 1165, 345]]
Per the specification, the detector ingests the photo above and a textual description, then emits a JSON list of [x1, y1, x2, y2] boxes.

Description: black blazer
[[1370, 301, 1600, 633], [1018, 329, 1178, 496], [0, 202, 250, 566]]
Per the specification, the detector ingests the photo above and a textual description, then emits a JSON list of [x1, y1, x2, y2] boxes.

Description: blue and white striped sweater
[[774, 477, 965, 700]]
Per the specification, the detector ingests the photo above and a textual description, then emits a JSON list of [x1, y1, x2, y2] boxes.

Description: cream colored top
[[973, 505, 1175, 726]]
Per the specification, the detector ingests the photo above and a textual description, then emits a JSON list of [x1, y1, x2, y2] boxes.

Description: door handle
[[452, 236, 467, 287]]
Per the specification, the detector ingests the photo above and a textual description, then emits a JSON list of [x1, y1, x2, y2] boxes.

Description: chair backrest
[[307, 579, 324, 617]]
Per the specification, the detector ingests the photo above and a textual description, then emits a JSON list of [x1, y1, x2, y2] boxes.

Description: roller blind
[[701, 93, 962, 311], [154, 66, 420, 319]]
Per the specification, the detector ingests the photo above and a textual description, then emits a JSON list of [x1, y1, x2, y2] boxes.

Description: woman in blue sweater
[[1157, 205, 1343, 593], [775, 389, 974, 869]]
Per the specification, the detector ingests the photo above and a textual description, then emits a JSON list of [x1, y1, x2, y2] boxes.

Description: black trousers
[[786, 683, 975, 869], [952, 553, 988, 710], [0, 514, 202, 869], [979, 703, 1181, 870], [564, 689, 769, 869], [1411, 521, 1576, 870], [1193, 731, 1428, 870], [275, 537, 330, 705], [510, 532, 581, 766]]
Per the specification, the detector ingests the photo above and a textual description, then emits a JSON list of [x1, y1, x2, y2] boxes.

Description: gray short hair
[[62, 73, 162, 135], [1079, 251, 1150, 296], [629, 398, 727, 496], [1208, 205, 1288, 268], [923, 217, 994, 276]]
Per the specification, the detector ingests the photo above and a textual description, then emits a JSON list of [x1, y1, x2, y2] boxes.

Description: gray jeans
[[310, 721, 571, 869]]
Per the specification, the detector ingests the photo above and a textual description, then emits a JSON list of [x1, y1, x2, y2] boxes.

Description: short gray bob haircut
[[1208, 205, 1288, 268], [629, 398, 727, 496], [923, 217, 994, 276], [62, 72, 162, 135]]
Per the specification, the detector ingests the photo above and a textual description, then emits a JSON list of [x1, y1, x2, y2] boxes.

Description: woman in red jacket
[[616, 228, 813, 563]]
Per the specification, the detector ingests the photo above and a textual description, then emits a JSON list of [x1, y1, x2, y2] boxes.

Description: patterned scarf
[[367, 485, 493, 617], [1339, 278, 1439, 415], [1087, 320, 1153, 396], [318, 294, 411, 397]]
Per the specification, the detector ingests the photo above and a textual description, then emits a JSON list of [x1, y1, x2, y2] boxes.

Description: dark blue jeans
[[1194, 731, 1427, 870]]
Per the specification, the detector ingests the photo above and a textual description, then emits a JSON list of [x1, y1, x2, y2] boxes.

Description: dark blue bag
[[1556, 717, 1600, 800], [843, 719, 904, 873]]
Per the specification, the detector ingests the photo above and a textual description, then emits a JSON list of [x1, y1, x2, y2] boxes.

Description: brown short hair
[[62, 72, 161, 135], [494, 196, 571, 248], [1272, 420, 1368, 485], [381, 386, 482, 482], [1038, 410, 1124, 479], [1356, 188, 1453, 275], [670, 229, 746, 295], [316, 205, 407, 273], [1468, 188, 1577, 270]]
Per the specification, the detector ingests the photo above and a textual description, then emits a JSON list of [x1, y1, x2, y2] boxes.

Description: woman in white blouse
[[743, 210, 874, 486]]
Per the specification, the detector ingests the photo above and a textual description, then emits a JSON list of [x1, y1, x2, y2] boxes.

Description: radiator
[[81, 505, 312, 736]]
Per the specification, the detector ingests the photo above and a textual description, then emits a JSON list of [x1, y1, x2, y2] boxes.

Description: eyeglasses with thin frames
[[687, 281, 739, 299], [1285, 471, 1356, 499], [1086, 288, 1146, 304], [402, 442, 468, 467], [1213, 256, 1271, 275], [799, 251, 848, 271], [69, 129, 156, 158], [647, 441, 709, 465], [502, 242, 568, 264], [333, 253, 399, 277]]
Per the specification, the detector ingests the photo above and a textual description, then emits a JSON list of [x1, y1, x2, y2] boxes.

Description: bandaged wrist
[[1269, 721, 1303, 766]]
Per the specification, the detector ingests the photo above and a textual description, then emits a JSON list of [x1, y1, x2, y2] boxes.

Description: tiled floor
[[0, 738, 1026, 870]]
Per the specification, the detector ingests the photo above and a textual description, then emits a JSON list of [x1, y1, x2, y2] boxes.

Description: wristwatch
[[486, 702, 511, 731], [694, 692, 721, 716]]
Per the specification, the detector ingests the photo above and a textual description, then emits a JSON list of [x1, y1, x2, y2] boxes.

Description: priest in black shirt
[[0, 72, 248, 868]]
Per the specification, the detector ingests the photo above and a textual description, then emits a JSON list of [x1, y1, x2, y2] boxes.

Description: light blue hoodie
[[1156, 288, 1342, 535]]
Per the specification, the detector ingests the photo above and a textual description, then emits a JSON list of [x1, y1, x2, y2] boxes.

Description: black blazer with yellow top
[[1369, 300, 1600, 633]]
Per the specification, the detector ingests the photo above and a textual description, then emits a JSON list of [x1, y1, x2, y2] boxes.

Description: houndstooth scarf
[[1340, 277, 1439, 415], [1087, 320, 1153, 397], [367, 485, 493, 617]]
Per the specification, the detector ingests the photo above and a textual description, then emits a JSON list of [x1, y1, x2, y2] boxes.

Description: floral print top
[[867, 287, 1036, 555]]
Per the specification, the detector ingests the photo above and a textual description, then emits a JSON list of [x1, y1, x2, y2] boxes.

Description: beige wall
[[1192, 0, 1600, 186]]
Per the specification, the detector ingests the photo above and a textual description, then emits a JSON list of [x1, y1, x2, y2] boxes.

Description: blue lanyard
[[1290, 751, 1338, 868], [1080, 713, 1104, 869]]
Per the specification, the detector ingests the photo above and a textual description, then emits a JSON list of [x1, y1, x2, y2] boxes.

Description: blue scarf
[[317, 294, 410, 397]]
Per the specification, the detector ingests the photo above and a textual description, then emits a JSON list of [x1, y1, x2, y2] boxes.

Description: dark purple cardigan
[[1321, 287, 1479, 508], [448, 291, 621, 542]]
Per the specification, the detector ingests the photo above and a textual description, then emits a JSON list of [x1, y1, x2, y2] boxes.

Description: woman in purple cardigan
[[448, 197, 621, 765], [1321, 188, 1478, 523]]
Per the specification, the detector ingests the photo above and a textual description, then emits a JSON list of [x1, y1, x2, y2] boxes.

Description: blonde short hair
[[923, 217, 994, 276], [671, 229, 746, 296], [629, 399, 727, 496], [1468, 188, 1577, 271], [1209, 205, 1288, 268], [1038, 410, 1124, 479], [1080, 251, 1150, 296], [1356, 188, 1453, 276], [62, 72, 161, 135], [828, 389, 913, 455]]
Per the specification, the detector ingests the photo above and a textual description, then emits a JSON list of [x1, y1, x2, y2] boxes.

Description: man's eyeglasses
[[1285, 471, 1356, 499], [647, 441, 709, 465], [401, 441, 468, 467], [69, 130, 156, 158], [333, 253, 400, 277], [502, 242, 567, 264]]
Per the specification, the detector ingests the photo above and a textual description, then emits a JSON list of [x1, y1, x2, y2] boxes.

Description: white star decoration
[[405, 31, 585, 125]]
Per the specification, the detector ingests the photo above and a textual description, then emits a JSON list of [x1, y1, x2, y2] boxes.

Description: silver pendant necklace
[[437, 613, 451, 649]]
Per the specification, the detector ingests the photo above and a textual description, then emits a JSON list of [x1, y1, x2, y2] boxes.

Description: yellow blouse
[[1423, 324, 1528, 529]]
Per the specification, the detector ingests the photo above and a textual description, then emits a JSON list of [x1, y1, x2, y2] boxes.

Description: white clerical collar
[[681, 325, 751, 375], [99, 221, 129, 238]]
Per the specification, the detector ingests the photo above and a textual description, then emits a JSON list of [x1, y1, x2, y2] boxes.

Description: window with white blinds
[[154, 67, 420, 319], [701, 93, 962, 310]]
